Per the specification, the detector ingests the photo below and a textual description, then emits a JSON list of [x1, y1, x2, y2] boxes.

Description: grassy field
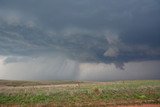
[[0, 80, 160, 106]]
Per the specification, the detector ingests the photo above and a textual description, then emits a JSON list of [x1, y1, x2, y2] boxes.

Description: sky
[[0, 0, 160, 81]]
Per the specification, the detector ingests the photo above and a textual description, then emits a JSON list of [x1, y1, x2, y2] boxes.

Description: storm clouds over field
[[0, 0, 160, 81]]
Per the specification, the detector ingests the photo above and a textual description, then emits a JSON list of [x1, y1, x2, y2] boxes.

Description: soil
[[115, 104, 160, 107]]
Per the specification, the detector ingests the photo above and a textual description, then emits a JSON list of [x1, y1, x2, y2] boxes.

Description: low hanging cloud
[[0, 54, 80, 80], [1, 56, 160, 81], [0, 0, 160, 80], [79, 60, 160, 81]]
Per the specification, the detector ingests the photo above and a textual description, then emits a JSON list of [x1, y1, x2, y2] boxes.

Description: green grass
[[0, 80, 160, 106]]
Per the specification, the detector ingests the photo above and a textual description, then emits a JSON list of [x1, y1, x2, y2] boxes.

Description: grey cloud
[[3, 56, 33, 64], [79, 60, 160, 81], [104, 35, 121, 57], [1, 0, 159, 30], [1, 57, 160, 81], [0, 0, 160, 80], [0, 14, 159, 64], [0, 55, 80, 80]]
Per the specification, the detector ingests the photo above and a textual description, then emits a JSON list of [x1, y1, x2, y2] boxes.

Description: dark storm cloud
[[0, 0, 160, 64]]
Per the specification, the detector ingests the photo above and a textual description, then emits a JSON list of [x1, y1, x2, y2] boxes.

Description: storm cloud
[[0, 0, 160, 80]]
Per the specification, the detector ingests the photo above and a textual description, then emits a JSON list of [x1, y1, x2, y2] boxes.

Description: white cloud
[[104, 47, 119, 57], [103, 32, 122, 57]]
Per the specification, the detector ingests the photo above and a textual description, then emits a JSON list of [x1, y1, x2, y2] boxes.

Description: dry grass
[[0, 80, 160, 106]]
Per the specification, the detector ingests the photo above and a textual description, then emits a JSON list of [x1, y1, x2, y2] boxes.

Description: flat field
[[0, 80, 160, 106]]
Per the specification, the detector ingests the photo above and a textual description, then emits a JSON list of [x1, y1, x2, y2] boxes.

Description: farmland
[[0, 80, 160, 106]]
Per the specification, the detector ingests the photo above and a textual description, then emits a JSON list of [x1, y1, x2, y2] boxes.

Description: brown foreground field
[[0, 80, 160, 107]]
